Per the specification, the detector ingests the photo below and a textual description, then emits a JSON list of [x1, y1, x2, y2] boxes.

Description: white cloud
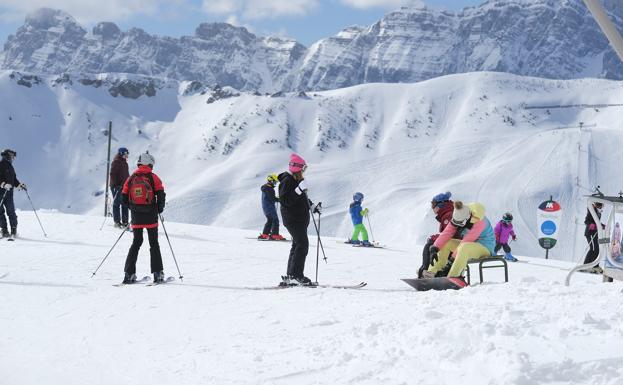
[[0, 0, 188, 24], [202, 0, 319, 20], [338, 0, 424, 10]]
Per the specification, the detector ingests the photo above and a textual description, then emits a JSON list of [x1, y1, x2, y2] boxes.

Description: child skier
[[258, 174, 285, 240], [121, 152, 166, 284], [426, 201, 495, 284], [494, 212, 518, 262], [418, 191, 454, 278], [278, 153, 320, 285], [346, 192, 372, 247], [0, 149, 27, 239]]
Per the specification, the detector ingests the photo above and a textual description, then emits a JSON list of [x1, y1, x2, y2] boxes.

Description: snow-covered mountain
[[2, 69, 621, 262], [3, 1, 623, 92]]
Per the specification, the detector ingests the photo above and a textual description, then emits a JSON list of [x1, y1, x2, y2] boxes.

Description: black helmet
[[1, 149, 16, 158], [502, 212, 513, 222]]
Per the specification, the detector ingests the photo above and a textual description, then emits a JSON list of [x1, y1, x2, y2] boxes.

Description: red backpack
[[128, 173, 155, 211]]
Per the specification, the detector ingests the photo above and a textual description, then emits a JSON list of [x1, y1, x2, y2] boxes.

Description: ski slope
[[1, 212, 622, 385]]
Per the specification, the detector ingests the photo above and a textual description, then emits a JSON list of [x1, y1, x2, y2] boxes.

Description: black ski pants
[[124, 227, 163, 274], [262, 213, 280, 235], [583, 233, 599, 265], [494, 242, 511, 254], [284, 220, 309, 278], [0, 189, 17, 231]]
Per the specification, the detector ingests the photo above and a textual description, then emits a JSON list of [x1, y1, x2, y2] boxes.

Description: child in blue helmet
[[346, 192, 372, 247]]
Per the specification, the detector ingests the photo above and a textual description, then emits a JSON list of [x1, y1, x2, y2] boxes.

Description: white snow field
[[1, 211, 622, 385], [3, 70, 623, 262]]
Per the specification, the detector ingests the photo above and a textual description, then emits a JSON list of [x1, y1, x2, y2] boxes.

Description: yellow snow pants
[[427, 239, 492, 277]]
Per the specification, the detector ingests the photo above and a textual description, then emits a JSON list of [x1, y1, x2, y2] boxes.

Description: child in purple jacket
[[494, 212, 518, 261]]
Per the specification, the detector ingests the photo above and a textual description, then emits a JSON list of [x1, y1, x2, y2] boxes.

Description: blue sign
[[541, 220, 557, 236]]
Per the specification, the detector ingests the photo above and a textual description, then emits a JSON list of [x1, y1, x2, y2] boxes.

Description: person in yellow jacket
[[425, 201, 496, 279]]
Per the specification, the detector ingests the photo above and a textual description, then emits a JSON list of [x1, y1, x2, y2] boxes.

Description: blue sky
[[0, 0, 482, 46]]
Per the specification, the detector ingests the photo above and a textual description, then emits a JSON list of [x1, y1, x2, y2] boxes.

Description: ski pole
[[24, 189, 47, 237], [307, 202, 328, 264], [99, 188, 122, 230], [91, 227, 128, 277], [366, 213, 375, 243], [0, 189, 7, 209], [159, 214, 184, 281], [315, 210, 321, 283]]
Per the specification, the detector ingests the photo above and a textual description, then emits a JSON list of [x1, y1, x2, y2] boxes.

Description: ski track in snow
[[1, 212, 622, 385]]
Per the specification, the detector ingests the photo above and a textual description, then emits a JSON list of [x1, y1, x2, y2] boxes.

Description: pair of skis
[[249, 281, 367, 290], [113, 276, 175, 287]]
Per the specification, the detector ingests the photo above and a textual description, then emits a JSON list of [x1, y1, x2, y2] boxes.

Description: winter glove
[[429, 245, 440, 266], [588, 223, 597, 231], [512, 235, 517, 241], [296, 180, 308, 195], [1, 182, 12, 190], [312, 202, 322, 214], [361, 208, 369, 216], [17, 183, 27, 191], [156, 191, 166, 214]]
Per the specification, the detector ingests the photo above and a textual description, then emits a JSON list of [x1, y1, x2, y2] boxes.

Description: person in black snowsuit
[[110, 147, 130, 227], [278, 153, 320, 285], [258, 174, 284, 240], [583, 202, 603, 267], [0, 149, 26, 238]]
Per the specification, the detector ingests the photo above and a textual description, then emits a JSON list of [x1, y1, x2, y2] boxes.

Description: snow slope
[[2, 70, 623, 261], [1, 212, 621, 385]]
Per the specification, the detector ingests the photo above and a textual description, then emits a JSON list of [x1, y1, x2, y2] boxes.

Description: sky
[[0, 0, 482, 46]]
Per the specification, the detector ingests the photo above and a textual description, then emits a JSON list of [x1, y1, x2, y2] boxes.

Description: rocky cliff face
[[3, 1, 623, 91]]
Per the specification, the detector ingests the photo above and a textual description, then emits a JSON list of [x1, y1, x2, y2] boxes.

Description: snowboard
[[401, 277, 468, 291]]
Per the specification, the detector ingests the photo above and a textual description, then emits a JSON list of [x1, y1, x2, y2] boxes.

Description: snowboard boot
[[504, 253, 518, 262], [270, 234, 285, 241], [421, 270, 436, 279], [153, 271, 165, 283], [435, 260, 453, 277], [122, 273, 137, 284], [258, 233, 269, 240]]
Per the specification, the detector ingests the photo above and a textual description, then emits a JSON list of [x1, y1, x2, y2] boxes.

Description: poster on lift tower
[[537, 199, 562, 251]]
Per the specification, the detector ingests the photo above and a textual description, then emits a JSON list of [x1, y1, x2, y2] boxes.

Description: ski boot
[[270, 234, 285, 241], [0, 228, 8, 239], [504, 253, 518, 262], [153, 271, 165, 283], [114, 222, 123, 228], [345, 239, 361, 245], [291, 275, 314, 286], [361, 240, 373, 247], [279, 275, 291, 287], [258, 233, 269, 240], [122, 273, 137, 284]]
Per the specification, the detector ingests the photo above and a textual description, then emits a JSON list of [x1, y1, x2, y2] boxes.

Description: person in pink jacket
[[494, 212, 518, 262]]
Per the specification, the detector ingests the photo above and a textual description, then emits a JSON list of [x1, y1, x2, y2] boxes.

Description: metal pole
[[24, 190, 47, 237], [104, 121, 113, 217], [159, 214, 184, 281], [99, 188, 120, 231], [315, 211, 320, 283], [366, 213, 375, 243], [91, 227, 127, 277], [583, 0, 623, 63]]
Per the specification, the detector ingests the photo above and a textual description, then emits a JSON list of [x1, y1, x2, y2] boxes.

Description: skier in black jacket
[[0, 149, 26, 238], [278, 153, 320, 285], [583, 202, 603, 269]]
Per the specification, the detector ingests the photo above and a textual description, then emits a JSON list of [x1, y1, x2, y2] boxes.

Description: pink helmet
[[289, 153, 307, 173]]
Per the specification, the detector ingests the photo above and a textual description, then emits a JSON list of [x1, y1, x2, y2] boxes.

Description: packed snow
[[0, 211, 621, 384]]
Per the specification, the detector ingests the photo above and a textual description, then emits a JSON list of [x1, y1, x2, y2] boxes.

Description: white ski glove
[[1, 182, 12, 190], [296, 180, 308, 195]]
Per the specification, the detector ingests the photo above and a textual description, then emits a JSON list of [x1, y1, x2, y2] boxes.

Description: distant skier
[[494, 212, 518, 262], [345, 192, 372, 247], [425, 201, 495, 283], [612, 222, 621, 259], [121, 152, 166, 284], [0, 149, 27, 239], [278, 153, 320, 285], [258, 174, 285, 240], [418, 191, 454, 278], [110, 147, 130, 228], [583, 202, 603, 269]]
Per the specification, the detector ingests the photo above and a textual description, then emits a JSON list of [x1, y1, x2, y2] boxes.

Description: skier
[[494, 212, 518, 262], [258, 174, 285, 240], [345, 192, 372, 247], [110, 147, 130, 228], [121, 152, 166, 284], [583, 202, 604, 271], [612, 222, 621, 259], [278, 153, 320, 285], [418, 191, 454, 278], [0, 149, 27, 239], [425, 201, 495, 282]]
